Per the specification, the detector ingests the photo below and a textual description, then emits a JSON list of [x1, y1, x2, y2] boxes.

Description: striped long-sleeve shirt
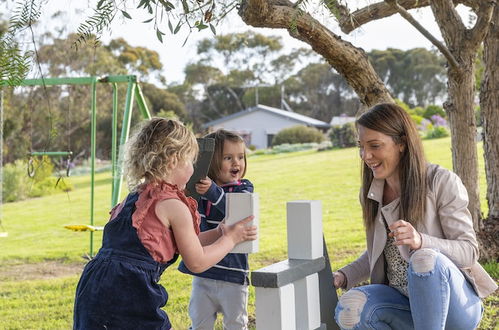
[[178, 179, 254, 284]]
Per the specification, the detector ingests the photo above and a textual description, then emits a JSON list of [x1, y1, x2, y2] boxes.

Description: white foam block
[[256, 284, 296, 330], [224, 193, 259, 253], [286, 200, 323, 260]]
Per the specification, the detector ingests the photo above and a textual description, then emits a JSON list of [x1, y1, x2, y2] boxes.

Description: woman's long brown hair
[[357, 103, 427, 230]]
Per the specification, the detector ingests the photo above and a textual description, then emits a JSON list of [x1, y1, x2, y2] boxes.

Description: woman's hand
[[195, 177, 212, 195], [389, 220, 422, 250], [333, 271, 346, 289], [220, 216, 257, 245]]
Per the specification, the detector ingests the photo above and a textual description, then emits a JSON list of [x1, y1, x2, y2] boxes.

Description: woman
[[333, 103, 497, 329]]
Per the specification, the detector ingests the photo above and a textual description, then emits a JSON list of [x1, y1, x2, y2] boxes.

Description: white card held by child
[[225, 193, 259, 254]]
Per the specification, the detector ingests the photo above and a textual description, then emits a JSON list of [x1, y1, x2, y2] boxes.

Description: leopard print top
[[383, 217, 409, 297]]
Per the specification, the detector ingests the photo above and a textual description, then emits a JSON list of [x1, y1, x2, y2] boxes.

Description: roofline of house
[[202, 104, 331, 129]]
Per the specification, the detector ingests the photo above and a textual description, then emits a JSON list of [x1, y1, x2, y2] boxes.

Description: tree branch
[[337, 0, 477, 34], [239, 0, 393, 106], [385, 0, 460, 70], [430, 0, 467, 47], [225, 86, 246, 111], [467, 0, 496, 50]]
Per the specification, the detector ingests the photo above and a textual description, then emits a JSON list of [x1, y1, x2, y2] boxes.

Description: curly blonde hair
[[124, 118, 198, 191]]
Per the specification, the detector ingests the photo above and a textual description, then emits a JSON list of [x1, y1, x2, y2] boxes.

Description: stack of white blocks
[[255, 200, 323, 330]]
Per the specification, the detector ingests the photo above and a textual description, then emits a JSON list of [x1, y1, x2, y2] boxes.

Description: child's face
[[170, 154, 195, 190], [216, 140, 245, 185]]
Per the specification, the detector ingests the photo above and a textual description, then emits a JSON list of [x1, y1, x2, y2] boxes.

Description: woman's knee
[[335, 289, 368, 329], [409, 248, 440, 274]]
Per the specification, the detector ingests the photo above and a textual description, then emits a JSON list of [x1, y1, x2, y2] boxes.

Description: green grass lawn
[[0, 137, 497, 329]]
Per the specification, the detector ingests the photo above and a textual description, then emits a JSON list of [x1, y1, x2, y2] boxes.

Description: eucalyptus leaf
[[168, 20, 173, 34], [174, 21, 182, 34], [121, 10, 132, 19], [156, 29, 164, 43]]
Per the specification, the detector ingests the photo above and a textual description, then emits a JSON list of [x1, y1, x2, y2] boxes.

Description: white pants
[[188, 277, 249, 330]]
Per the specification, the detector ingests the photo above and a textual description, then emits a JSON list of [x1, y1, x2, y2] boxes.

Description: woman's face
[[357, 125, 404, 184]]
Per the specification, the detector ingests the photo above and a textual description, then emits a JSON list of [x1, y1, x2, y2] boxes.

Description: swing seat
[[64, 224, 104, 232]]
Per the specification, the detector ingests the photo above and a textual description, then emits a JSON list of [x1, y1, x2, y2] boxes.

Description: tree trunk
[[477, 5, 499, 262], [445, 56, 481, 229], [427, 1, 495, 230], [480, 6, 499, 220]]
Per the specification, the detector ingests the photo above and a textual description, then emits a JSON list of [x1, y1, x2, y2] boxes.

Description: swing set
[[0, 75, 152, 255]]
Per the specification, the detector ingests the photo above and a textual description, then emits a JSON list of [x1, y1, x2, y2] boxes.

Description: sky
[[4, 1, 474, 85]]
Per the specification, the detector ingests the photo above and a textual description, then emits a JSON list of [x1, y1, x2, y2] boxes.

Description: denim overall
[[73, 193, 178, 329]]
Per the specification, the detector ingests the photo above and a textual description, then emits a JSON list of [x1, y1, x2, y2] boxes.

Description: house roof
[[330, 116, 356, 126], [202, 104, 331, 129]]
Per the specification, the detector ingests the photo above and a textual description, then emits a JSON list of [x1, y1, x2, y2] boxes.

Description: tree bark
[[480, 5, 499, 220], [477, 5, 499, 262], [429, 0, 495, 229], [238, 0, 393, 107], [445, 56, 481, 229], [337, 0, 478, 34]]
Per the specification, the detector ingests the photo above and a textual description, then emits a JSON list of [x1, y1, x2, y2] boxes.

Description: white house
[[202, 104, 331, 149], [330, 115, 356, 127]]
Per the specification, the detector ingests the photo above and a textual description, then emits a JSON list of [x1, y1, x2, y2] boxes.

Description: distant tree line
[[1, 29, 455, 165]]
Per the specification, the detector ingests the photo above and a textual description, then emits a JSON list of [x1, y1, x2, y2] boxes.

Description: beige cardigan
[[339, 164, 497, 298]]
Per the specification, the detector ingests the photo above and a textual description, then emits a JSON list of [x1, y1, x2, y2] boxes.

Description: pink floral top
[[125, 182, 200, 263]]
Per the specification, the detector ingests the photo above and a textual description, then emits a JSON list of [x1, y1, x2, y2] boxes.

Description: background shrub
[[411, 106, 425, 117], [424, 105, 446, 120], [329, 122, 357, 148], [2, 156, 73, 202], [272, 125, 325, 146], [424, 126, 449, 139], [30, 156, 54, 183], [410, 114, 424, 126], [430, 114, 447, 127], [2, 160, 31, 202]]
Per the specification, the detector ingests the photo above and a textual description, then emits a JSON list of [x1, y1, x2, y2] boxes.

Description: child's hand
[[195, 177, 212, 195], [220, 216, 257, 245]]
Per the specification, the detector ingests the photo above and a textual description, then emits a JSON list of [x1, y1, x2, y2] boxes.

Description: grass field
[[0, 137, 497, 329]]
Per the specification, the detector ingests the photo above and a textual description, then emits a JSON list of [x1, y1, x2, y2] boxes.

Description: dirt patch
[[0, 261, 85, 281]]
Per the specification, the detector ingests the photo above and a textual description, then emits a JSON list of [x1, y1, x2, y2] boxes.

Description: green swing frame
[[1, 75, 152, 256]]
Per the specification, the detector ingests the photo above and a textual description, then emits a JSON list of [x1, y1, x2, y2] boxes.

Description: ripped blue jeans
[[334, 249, 483, 330]]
